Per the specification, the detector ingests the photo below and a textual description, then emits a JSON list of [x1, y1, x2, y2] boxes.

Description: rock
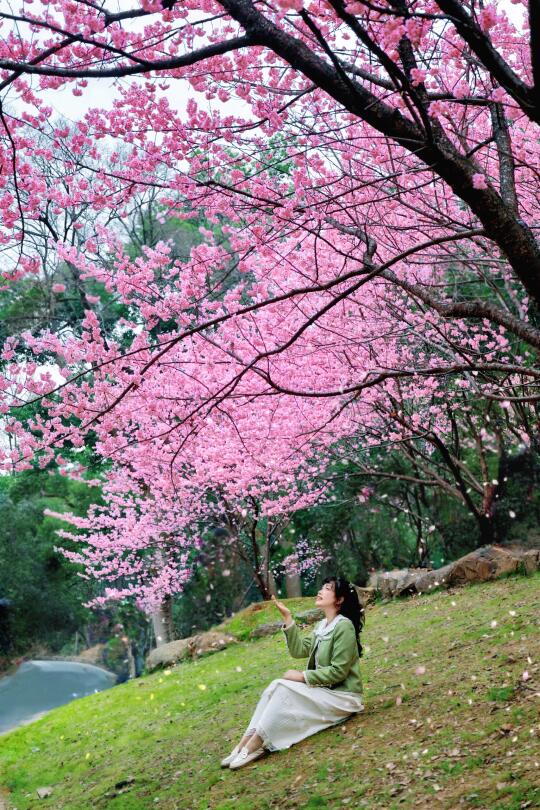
[[249, 622, 284, 639], [368, 568, 427, 598], [446, 545, 540, 586], [352, 586, 376, 607], [36, 787, 53, 799], [368, 545, 540, 598], [146, 637, 194, 670], [522, 549, 540, 574], [48, 641, 131, 681], [242, 602, 267, 615], [189, 629, 238, 656], [414, 563, 455, 594], [145, 630, 237, 672], [294, 608, 325, 624]]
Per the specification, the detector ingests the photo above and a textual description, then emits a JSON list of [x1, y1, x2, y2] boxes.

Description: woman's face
[[315, 581, 342, 610]]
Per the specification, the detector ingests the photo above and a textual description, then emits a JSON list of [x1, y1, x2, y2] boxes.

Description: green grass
[[1, 573, 539, 810]]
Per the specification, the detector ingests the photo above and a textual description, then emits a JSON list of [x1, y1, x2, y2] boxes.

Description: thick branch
[[329, 219, 540, 349], [0, 35, 253, 78], [3, 1, 540, 305], [530, 0, 540, 110], [489, 101, 518, 215], [216, 0, 540, 309], [435, 0, 536, 119], [381, 268, 540, 350]]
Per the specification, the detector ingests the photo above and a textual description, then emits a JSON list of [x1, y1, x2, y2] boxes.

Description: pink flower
[[479, 8, 498, 31], [345, 1, 365, 12], [491, 87, 506, 103], [410, 68, 426, 87], [52, 283, 66, 293], [276, 0, 303, 8], [428, 99, 448, 118], [472, 173, 488, 190]]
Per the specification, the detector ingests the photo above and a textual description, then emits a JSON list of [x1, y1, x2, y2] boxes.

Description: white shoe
[[220, 745, 241, 768], [229, 745, 266, 769]]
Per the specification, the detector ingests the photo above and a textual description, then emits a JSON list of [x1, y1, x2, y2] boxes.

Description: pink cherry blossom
[[0, 0, 538, 609]]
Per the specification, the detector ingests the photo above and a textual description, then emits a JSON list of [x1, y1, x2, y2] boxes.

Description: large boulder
[[62, 643, 108, 667], [414, 562, 456, 594], [56, 640, 135, 681], [522, 548, 540, 574], [146, 639, 191, 671], [294, 608, 325, 624], [368, 545, 540, 598], [446, 545, 540, 586], [249, 622, 284, 639], [368, 568, 427, 598], [352, 586, 376, 607], [146, 630, 237, 672]]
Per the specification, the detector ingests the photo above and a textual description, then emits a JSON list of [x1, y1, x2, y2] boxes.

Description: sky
[[4, 0, 525, 127]]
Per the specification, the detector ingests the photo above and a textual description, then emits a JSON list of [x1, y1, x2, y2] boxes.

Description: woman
[[221, 576, 365, 770]]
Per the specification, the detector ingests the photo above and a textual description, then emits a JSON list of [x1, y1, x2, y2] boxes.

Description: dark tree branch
[[489, 100, 518, 215], [435, 0, 536, 119], [529, 0, 540, 109], [0, 35, 253, 78], [217, 0, 540, 309], [329, 218, 540, 349]]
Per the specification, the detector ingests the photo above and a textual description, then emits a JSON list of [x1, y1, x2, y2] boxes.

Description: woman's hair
[[323, 575, 365, 657]]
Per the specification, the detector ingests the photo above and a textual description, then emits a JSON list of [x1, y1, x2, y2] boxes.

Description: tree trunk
[[126, 641, 137, 680], [269, 569, 278, 596], [151, 594, 175, 647], [261, 538, 278, 598], [278, 535, 302, 596], [284, 570, 301, 597], [477, 514, 496, 547]]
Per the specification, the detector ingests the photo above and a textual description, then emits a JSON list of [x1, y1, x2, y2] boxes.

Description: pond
[[0, 659, 117, 735]]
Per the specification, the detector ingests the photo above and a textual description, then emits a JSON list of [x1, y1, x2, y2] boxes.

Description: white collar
[[314, 613, 347, 638]]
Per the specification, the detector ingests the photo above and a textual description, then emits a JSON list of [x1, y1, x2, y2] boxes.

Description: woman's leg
[[243, 732, 264, 752], [234, 679, 279, 752], [235, 730, 255, 750]]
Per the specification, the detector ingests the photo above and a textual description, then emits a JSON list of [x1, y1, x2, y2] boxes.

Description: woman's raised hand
[[271, 594, 292, 621]]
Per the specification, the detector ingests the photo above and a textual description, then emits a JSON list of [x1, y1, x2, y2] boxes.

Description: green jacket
[[282, 617, 363, 695]]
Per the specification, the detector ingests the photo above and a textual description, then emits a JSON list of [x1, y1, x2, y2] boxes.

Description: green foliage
[[0, 471, 101, 657], [291, 457, 421, 588], [171, 559, 256, 640]]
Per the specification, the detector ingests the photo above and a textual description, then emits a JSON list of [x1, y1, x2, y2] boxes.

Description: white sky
[[4, 0, 522, 125]]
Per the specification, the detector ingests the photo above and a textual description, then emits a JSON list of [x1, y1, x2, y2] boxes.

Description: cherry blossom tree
[[1, 0, 540, 606]]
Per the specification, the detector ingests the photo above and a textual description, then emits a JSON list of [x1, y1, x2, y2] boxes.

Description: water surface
[[0, 659, 117, 734]]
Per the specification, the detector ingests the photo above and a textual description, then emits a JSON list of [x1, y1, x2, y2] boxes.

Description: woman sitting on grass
[[221, 576, 365, 769]]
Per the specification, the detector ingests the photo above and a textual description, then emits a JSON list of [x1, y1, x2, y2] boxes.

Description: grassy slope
[[1, 574, 539, 810]]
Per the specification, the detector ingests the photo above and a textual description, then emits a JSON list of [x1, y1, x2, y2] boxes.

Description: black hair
[[322, 575, 365, 657]]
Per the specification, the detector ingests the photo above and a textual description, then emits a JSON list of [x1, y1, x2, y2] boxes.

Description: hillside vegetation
[[1, 573, 539, 810]]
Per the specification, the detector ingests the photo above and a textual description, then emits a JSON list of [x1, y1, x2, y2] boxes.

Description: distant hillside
[[1, 572, 539, 810]]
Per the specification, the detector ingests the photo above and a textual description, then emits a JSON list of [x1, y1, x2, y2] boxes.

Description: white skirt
[[242, 677, 364, 752]]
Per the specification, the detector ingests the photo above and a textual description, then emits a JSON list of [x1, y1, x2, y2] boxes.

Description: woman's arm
[[302, 621, 356, 687], [282, 619, 315, 658], [272, 594, 315, 660]]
